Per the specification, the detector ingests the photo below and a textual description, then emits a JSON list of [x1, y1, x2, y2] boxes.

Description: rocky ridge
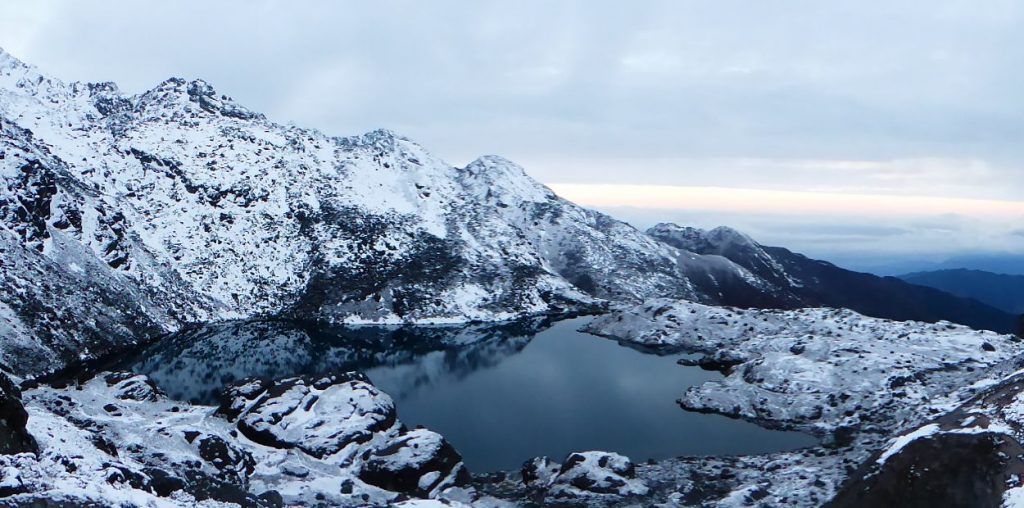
[[2, 48, 798, 378], [647, 223, 1021, 334]]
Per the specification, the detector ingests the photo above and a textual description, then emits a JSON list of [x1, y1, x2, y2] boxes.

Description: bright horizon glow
[[546, 183, 1024, 220]]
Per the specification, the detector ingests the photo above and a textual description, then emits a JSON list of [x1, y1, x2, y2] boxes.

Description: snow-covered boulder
[[514, 451, 649, 502], [545, 452, 648, 500], [101, 371, 164, 401], [521, 456, 561, 486], [217, 373, 400, 461], [217, 372, 470, 497], [359, 429, 470, 498]]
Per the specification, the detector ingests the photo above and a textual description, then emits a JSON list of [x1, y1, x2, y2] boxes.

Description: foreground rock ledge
[[0, 371, 474, 507]]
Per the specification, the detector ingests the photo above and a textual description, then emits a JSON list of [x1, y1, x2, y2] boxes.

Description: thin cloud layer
[[1, 0, 1022, 262]]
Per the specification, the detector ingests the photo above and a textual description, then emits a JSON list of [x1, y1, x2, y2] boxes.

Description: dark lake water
[[119, 315, 815, 472]]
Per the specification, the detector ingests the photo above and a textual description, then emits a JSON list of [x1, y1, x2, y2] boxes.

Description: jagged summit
[[0, 48, 46, 87], [647, 223, 759, 254], [466, 154, 518, 167], [0, 46, 28, 68], [460, 154, 556, 203], [131, 76, 261, 121], [337, 127, 422, 152]]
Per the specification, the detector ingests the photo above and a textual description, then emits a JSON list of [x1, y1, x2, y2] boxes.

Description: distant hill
[[840, 253, 1024, 277], [931, 254, 1024, 276], [648, 224, 1021, 334], [900, 269, 1024, 315]]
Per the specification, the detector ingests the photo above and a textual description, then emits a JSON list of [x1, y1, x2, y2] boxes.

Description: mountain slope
[[0, 48, 798, 377], [647, 223, 1020, 334], [900, 269, 1024, 314]]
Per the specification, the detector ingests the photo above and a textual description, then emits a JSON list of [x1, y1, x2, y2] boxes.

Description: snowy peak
[[647, 223, 759, 255], [646, 223, 714, 252], [459, 155, 556, 204], [132, 76, 261, 121], [704, 225, 758, 249], [336, 127, 427, 157], [0, 47, 54, 95], [0, 46, 30, 74]]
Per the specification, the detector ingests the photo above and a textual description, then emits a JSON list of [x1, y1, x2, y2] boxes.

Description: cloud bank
[[1, 0, 1022, 263]]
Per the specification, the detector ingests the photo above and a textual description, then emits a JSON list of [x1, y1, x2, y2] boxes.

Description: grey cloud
[[2, 0, 1023, 258], [5, 2, 1024, 170], [597, 205, 1024, 265]]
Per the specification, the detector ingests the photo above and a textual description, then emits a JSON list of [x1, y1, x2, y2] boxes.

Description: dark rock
[[214, 378, 268, 421], [191, 433, 255, 481], [359, 429, 469, 497], [0, 372, 37, 455], [521, 456, 559, 486], [180, 470, 275, 507], [143, 467, 186, 497], [828, 431, 1024, 508]]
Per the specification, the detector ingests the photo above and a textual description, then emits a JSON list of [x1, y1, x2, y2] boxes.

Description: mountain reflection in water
[[120, 316, 815, 472]]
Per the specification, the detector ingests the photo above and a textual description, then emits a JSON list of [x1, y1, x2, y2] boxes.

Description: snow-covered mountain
[[1, 48, 798, 377], [647, 223, 1020, 334]]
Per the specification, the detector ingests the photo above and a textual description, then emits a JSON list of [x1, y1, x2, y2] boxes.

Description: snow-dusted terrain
[[575, 299, 1024, 506], [0, 48, 800, 378], [587, 299, 1024, 437], [0, 370, 495, 507], [829, 368, 1024, 507]]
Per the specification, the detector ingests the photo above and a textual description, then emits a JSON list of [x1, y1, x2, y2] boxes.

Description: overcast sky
[[2, 0, 1023, 268]]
